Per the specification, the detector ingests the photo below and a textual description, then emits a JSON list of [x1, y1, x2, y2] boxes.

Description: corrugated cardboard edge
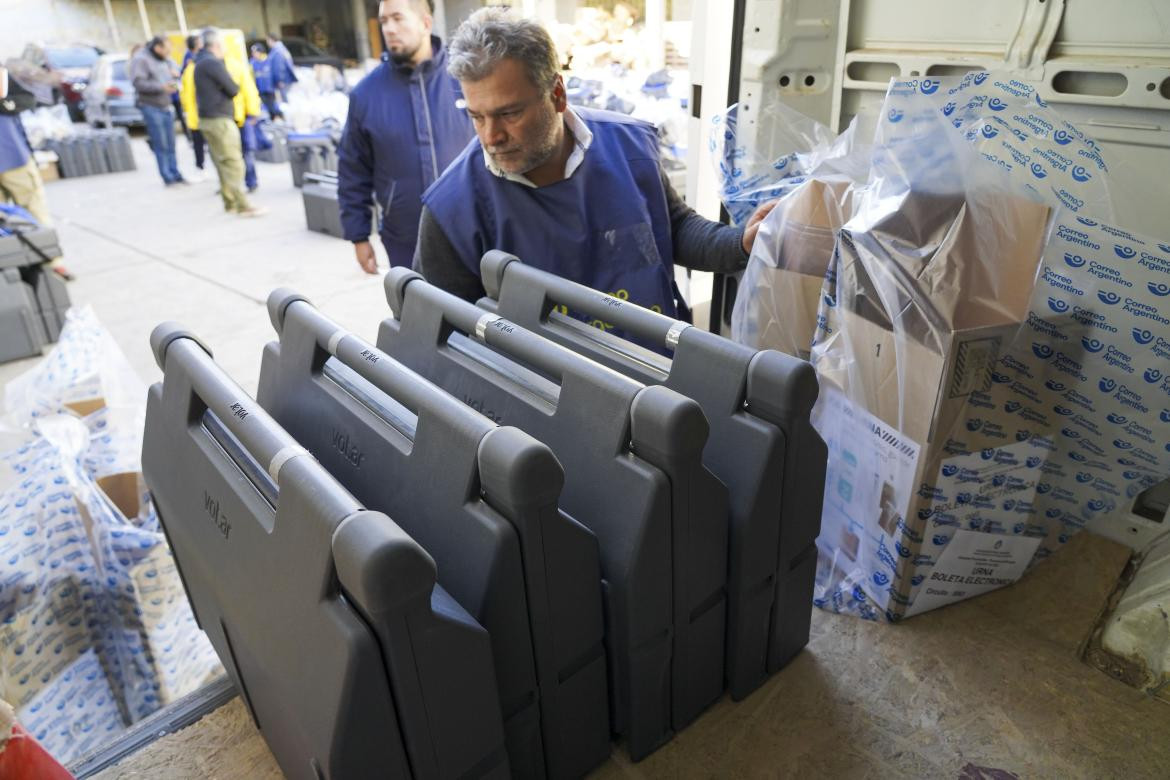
[[0, 698, 14, 754]]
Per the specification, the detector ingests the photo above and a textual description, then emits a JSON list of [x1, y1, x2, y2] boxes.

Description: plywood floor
[[92, 532, 1170, 779]]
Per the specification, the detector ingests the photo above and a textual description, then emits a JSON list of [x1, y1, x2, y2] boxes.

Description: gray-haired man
[[414, 7, 774, 322]]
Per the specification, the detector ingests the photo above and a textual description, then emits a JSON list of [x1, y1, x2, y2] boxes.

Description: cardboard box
[[813, 190, 1057, 618], [734, 178, 852, 359]]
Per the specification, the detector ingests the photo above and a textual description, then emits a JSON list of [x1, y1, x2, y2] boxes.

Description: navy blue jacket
[[338, 37, 473, 267]]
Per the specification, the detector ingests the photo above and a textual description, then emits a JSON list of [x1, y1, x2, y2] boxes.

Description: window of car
[[46, 46, 100, 69], [112, 59, 129, 81]]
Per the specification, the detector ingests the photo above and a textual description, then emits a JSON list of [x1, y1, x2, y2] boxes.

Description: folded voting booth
[[256, 291, 609, 779], [478, 253, 826, 700], [142, 324, 509, 780], [378, 269, 729, 760]]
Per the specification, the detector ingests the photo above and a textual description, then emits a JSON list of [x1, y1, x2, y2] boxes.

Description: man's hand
[[741, 199, 779, 255], [353, 241, 378, 274]]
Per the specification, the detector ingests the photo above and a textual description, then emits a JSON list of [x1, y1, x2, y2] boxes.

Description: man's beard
[[388, 41, 419, 65], [488, 104, 561, 176]]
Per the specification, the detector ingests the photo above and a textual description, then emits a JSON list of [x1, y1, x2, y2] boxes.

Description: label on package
[[904, 529, 1042, 616]]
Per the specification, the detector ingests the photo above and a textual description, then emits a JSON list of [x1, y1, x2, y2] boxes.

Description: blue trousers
[[141, 104, 181, 184]]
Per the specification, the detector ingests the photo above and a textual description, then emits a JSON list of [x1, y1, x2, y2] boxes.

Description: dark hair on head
[[251, 42, 267, 54], [267, 32, 280, 41], [148, 35, 167, 50], [186, 34, 200, 50]]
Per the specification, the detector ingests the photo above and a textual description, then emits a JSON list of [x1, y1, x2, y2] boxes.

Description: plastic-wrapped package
[[717, 73, 1166, 621], [809, 77, 1168, 620], [0, 308, 221, 763]]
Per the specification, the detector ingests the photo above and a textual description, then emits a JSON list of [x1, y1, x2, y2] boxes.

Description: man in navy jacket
[[338, 0, 474, 271]]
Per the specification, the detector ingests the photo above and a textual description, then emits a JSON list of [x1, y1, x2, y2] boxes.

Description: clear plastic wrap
[[0, 309, 221, 763], [716, 74, 1167, 621]]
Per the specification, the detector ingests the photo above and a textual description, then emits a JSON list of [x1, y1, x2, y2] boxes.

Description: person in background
[[249, 43, 282, 120], [191, 28, 263, 217], [0, 65, 73, 279], [265, 33, 298, 102], [130, 36, 186, 186], [182, 34, 207, 177], [415, 8, 775, 317], [338, 0, 474, 271]]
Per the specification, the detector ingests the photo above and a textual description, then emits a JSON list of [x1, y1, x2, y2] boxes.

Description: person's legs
[[159, 107, 182, 182], [260, 92, 282, 120], [239, 125, 257, 191], [0, 158, 73, 277], [191, 128, 205, 170], [141, 105, 178, 184], [203, 118, 250, 212], [0, 158, 51, 226]]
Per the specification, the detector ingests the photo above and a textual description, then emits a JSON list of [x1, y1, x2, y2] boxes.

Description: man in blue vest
[[415, 7, 775, 321], [338, 0, 473, 272]]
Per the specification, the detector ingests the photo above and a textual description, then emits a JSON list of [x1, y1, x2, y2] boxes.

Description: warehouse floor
[[8, 137, 1170, 778]]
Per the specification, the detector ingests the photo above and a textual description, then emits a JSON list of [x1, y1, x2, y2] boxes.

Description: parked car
[[83, 55, 143, 128], [276, 37, 345, 72], [21, 43, 103, 121]]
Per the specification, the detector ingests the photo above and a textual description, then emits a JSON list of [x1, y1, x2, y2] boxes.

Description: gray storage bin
[[288, 134, 337, 188], [143, 325, 510, 780], [479, 253, 827, 701], [259, 292, 610, 779], [379, 269, 729, 761], [26, 263, 71, 342], [256, 121, 290, 163], [301, 172, 345, 238], [0, 268, 46, 362]]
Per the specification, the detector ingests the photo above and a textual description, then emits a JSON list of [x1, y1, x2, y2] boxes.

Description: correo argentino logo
[[1070, 165, 1091, 182], [981, 124, 998, 139], [1069, 451, 1087, 462], [1064, 253, 1085, 268], [1053, 129, 1072, 145], [1144, 367, 1164, 384], [1082, 337, 1104, 353], [1076, 216, 1098, 227], [1031, 162, 1048, 179], [1099, 377, 1117, 393], [1098, 290, 1121, 305], [1106, 412, 1128, 424], [1133, 328, 1154, 345], [1148, 282, 1170, 297], [920, 79, 940, 95], [1075, 472, 1093, 484], [888, 108, 904, 123], [1115, 244, 1137, 260], [943, 101, 956, 116], [1033, 343, 1054, 359], [988, 97, 1007, 111], [975, 72, 989, 85]]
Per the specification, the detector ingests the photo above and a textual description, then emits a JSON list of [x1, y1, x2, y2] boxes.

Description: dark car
[[83, 55, 143, 128], [278, 37, 344, 72], [21, 43, 103, 121]]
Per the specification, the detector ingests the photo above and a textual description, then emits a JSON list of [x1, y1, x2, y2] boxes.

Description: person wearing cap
[[338, 0, 474, 272], [415, 8, 775, 320]]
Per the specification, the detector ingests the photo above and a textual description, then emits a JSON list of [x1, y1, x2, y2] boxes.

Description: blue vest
[[423, 107, 684, 330], [250, 57, 274, 94]]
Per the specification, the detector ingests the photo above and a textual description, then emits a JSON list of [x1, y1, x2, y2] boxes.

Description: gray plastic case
[[0, 268, 46, 362], [301, 172, 345, 239], [378, 269, 729, 760], [288, 135, 337, 187], [142, 324, 509, 780], [256, 290, 610, 779], [479, 253, 826, 700]]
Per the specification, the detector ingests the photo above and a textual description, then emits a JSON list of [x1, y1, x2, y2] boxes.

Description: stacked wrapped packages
[[716, 73, 1170, 621], [0, 308, 222, 763]]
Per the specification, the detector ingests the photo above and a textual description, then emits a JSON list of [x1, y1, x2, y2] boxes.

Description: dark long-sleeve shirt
[[413, 166, 748, 302], [193, 51, 238, 120]]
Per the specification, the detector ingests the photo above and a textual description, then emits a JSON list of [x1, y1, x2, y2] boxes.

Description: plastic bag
[[804, 75, 1166, 621], [0, 309, 221, 763]]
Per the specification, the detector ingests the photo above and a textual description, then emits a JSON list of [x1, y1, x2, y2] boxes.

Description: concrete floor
[[1, 133, 392, 397], [14, 136, 1170, 778]]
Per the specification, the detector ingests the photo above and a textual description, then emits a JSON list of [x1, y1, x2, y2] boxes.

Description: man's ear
[[551, 74, 567, 113]]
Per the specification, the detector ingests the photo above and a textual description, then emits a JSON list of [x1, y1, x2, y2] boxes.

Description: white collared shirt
[[483, 106, 594, 188]]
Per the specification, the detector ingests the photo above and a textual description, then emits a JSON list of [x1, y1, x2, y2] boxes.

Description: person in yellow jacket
[[180, 32, 264, 192]]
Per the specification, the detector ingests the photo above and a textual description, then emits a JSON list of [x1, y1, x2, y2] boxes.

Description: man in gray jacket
[[130, 36, 185, 186]]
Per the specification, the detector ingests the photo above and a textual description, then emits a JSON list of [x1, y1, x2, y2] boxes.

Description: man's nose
[[483, 117, 507, 147]]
